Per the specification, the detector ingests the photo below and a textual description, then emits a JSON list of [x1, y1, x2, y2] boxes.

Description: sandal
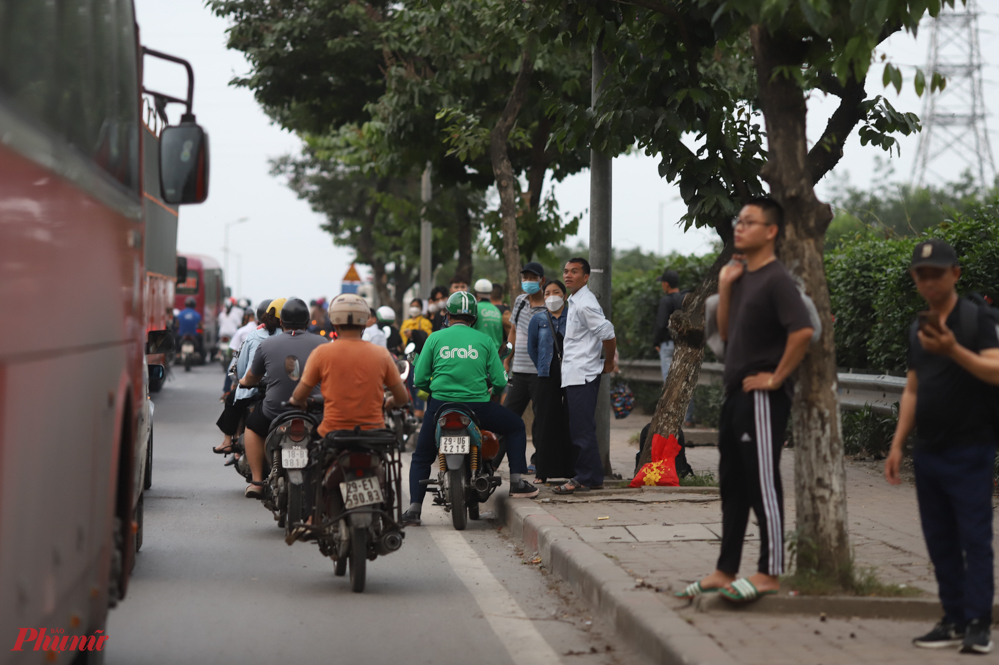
[[533, 477, 547, 484], [213, 443, 234, 455], [719, 578, 777, 604], [244, 481, 265, 500], [552, 480, 589, 495], [675, 581, 720, 600]]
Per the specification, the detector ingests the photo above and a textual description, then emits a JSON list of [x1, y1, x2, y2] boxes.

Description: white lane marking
[[429, 528, 564, 665]]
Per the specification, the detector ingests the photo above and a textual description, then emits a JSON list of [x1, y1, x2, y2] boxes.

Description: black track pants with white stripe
[[716, 389, 792, 577]]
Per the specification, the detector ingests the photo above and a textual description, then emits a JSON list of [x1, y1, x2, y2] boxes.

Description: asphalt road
[[106, 363, 643, 665]]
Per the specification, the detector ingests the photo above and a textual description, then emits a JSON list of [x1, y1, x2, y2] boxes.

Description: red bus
[[143, 117, 181, 388], [175, 253, 226, 357], [0, 3, 209, 662]]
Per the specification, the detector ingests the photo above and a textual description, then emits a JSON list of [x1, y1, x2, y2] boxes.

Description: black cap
[[910, 239, 959, 269], [521, 261, 545, 278], [659, 269, 679, 287]]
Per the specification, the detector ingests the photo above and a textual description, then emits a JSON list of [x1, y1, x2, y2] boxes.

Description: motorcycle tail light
[[288, 418, 307, 442], [439, 412, 470, 429], [345, 453, 374, 469]]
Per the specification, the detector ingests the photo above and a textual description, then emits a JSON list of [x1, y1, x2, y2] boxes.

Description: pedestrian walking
[[527, 280, 576, 483], [884, 238, 999, 654], [653, 268, 695, 425], [675, 198, 814, 603], [553, 258, 617, 494], [473, 278, 505, 348], [503, 262, 548, 467]]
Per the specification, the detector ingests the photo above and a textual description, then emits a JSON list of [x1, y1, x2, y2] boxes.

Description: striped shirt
[[511, 293, 546, 374]]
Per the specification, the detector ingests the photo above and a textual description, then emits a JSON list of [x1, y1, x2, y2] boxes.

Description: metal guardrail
[[618, 360, 904, 414]]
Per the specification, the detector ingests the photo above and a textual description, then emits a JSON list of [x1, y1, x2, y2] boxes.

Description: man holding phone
[[885, 238, 999, 654]]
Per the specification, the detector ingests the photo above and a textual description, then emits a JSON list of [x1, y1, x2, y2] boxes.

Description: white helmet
[[376, 305, 396, 324], [328, 294, 370, 326], [473, 278, 493, 294]]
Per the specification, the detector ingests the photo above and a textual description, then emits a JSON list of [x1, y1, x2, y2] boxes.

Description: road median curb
[[499, 496, 739, 665]]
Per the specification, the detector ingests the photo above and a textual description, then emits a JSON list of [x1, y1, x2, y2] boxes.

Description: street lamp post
[[223, 217, 249, 283]]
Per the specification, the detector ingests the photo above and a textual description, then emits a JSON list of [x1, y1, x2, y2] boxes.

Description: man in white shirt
[[218, 298, 244, 341], [554, 257, 617, 494], [229, 309, 257, 353], [362, 308, 389, 348]]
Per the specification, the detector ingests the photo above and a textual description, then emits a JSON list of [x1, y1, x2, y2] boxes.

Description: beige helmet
[[328, 293, 370, 326]]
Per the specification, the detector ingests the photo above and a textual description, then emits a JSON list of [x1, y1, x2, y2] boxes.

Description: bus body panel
[[175, 253, 224, 352]]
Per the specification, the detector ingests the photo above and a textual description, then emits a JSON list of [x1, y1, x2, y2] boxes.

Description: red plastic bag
[[629, 433, 681, 487]]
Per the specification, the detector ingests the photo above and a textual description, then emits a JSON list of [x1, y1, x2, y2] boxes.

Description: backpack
[[956, 294, 999, 438], [704, 286, 821, 361]]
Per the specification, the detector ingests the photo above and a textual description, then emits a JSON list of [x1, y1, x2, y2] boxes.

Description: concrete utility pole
[[223, 216, 248, 286], [589, 47, 613, 477], [420, 162, 433, 299]]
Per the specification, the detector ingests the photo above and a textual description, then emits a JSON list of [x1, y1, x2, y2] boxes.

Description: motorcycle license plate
[[281, 446, 308, 469], [440, 436, 470, 454], [182, 343, 195, 353], [341, 477, 384, 510]]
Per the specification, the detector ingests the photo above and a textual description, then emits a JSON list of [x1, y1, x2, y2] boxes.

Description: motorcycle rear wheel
[[448, 468, 467, 531], [285, 483, 303, 538], [468, 498, 479, 521], [349, 527, 367, 592]]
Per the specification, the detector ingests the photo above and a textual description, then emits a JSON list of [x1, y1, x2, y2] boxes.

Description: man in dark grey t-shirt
[[238, 297, 328, 498], [676, 198, 814, 605]]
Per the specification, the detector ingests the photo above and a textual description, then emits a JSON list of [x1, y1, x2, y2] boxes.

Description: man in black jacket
[[653, 269, 682, 381], [653, 269, 695, 424]]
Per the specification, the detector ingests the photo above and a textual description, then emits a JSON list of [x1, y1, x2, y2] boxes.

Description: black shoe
[[509, 480, 540, 499], [913, 620, 965, 649], [961, 619, 993, 654], [400, 510, 422, 527]]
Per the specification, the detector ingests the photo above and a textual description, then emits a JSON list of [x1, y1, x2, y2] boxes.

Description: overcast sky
[[135, 1, 999, 304]]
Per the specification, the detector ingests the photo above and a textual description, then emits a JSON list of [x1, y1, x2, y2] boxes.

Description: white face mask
[[428, 303, 439, 314], [408, 307, 422, 318], [545, 295, 564, 312]]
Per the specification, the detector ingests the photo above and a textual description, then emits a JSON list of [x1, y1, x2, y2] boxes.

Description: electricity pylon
[[911, 0, 995, 190]]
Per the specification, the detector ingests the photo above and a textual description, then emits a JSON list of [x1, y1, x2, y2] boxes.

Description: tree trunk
[[490, 41, 536, 301], [750, 25, 849, 577], [455, 201, 473, 284], [641, 220, 733, 469]]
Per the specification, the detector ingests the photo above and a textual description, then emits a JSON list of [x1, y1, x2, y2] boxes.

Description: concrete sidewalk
[[497, 413, 999, 665]]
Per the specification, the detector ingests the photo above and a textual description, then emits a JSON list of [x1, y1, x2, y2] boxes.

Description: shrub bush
[[826, 203, 999, 373]]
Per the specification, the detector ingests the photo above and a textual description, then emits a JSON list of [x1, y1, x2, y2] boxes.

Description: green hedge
[[826, 203, 999, 373], [611, 252, 718, 360]]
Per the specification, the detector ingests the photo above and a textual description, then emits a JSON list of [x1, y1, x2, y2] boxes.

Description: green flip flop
[[675, 581, 720, 600], [719, 578, 778, 604]]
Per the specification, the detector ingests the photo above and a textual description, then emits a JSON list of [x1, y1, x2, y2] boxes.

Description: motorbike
[[179, 333, 199, 372], [218, 334, 233, 371], [289, 426, 405, 593], [385, 356, 420, 450], [258, 399, 325, 537], [422, 404, 502, 531]]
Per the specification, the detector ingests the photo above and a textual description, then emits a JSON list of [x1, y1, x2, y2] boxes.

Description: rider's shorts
[[245, 404, 274, 438]]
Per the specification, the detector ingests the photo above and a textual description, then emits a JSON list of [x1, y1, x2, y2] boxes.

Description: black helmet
[[280, 298, 310, 328], [185, 297, 196, 308], [256, 299, 273, 321]]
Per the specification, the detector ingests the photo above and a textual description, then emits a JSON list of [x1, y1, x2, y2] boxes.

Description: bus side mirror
[[176, 256, 188, 285], [148, 364, 166, 384], [160, 123, 210, 204], [146, 330, 175, 354]]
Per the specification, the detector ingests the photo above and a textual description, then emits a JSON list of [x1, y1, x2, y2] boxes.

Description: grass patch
[[628, 431, 642, 445], [679, 471, 718, 487], [783, 565, 921, 597]]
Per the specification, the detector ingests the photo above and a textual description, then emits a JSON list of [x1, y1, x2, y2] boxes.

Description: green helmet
[[445, 291, 478, 322]]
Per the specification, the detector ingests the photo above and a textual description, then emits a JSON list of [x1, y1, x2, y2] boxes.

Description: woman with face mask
[[400, 298, 433, 419], [525, 280, 577, 483]]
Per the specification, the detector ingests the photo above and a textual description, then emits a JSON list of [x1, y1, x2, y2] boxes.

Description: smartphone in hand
[[917, 311, 941, 333]]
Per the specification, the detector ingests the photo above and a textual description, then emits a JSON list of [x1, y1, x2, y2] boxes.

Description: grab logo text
[[439, 345, 479, 360]]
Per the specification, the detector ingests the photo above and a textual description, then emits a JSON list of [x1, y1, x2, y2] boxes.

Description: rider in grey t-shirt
[[250, 330, 327, 418]]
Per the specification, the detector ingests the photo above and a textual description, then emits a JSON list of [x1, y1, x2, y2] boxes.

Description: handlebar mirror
[[404, 343, 416, 355], [499, 341, 513, 360]]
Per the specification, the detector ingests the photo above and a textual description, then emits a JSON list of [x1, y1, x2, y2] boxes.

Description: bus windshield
[[176, 274, 199, 295]]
